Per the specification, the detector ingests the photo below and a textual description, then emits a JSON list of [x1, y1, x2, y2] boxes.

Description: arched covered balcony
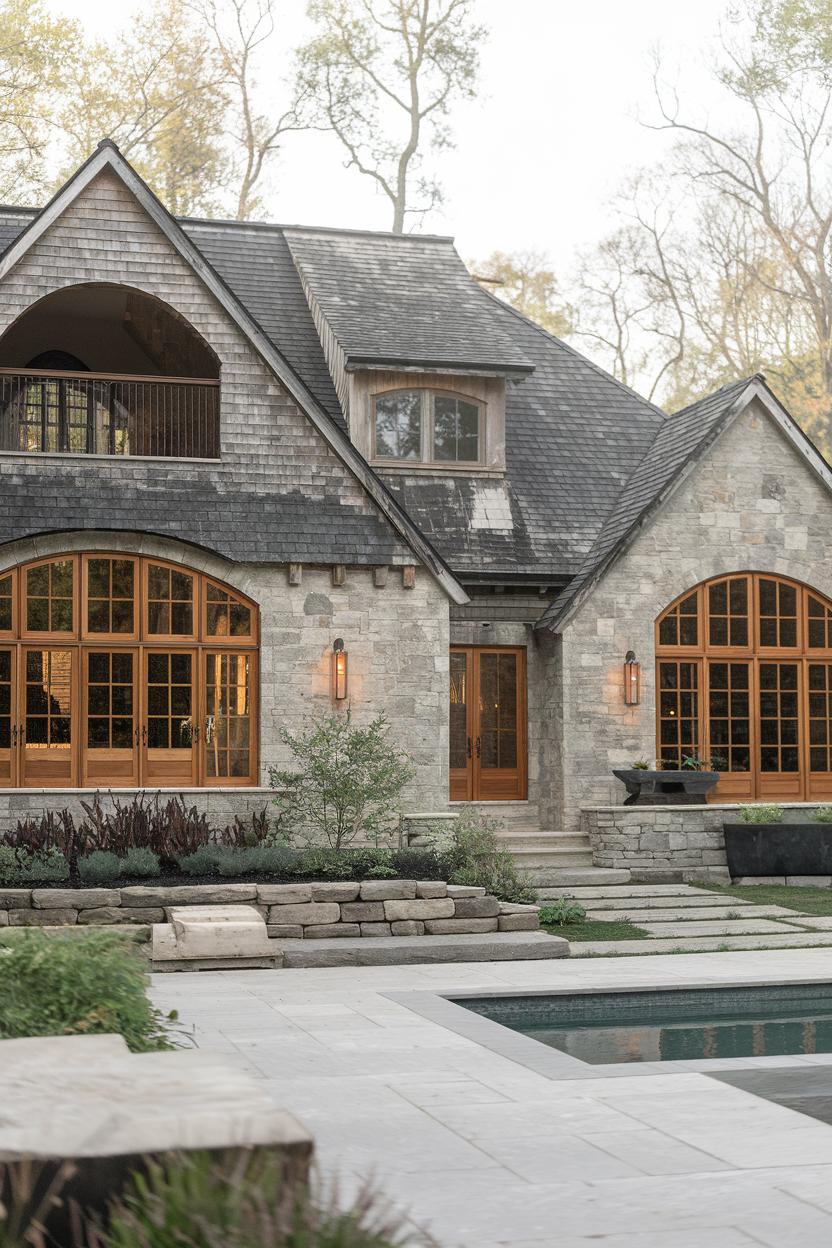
[[0, 285, 220, 459]]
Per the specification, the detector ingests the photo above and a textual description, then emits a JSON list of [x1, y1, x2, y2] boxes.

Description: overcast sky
[[47, 0, 732, 268]]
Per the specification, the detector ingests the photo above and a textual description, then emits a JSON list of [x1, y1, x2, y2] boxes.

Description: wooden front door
[[20, 647, 76, 786], [142, 649, 197, 786], [203, 650, 257, 785], [449, 647, 526, 801], [82, 649, 140, 787], [0, 647, 14, 787]]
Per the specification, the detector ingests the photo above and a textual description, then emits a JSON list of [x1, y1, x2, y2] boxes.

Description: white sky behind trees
[[46, 0, 732, 266]]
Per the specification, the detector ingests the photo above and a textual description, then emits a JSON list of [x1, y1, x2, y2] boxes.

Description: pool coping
[[385, 975, 832, 1081]]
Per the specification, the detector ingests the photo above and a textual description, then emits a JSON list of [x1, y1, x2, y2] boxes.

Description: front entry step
[[532, 868, 633, 889]]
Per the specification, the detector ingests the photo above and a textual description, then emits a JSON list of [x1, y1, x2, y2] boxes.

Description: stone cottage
[[2, 141, 832, 875]]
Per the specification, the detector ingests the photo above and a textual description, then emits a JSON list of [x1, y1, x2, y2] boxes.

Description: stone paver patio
[[151, 948, 832, 1247]]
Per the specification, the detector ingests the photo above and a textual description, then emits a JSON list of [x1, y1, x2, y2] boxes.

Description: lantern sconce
[[623, 650, 640, 706], [332, 637, 348, 701]]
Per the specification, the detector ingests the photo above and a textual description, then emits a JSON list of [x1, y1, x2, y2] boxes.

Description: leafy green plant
[[538, 897, 587, 926], [79, 850, 121, 884], [120, 847, 161, 878], [0, 845, 69, 884], [632, 759, 651, 770], [442, 809, 534, 903], [738, 804, 784, 824], [270, 712, 415, 850], [813, 806, 832, 824], [0, 930, 177, 1052], [681, 753, 722, 771]]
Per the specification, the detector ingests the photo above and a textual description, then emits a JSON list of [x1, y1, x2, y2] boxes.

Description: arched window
[[0, 554, 258, 789], [656, 573, 832, 801]]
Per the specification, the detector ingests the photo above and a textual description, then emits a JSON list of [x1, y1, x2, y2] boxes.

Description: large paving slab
[[275, 930, 568, 968], [538, 884, 704, 900], [773, 915, 832, 930], [149, 948, 832, 1248], [569, 932, 832, 956], [577, 894, 759, 911], [638, 919, 801, 938], [582, 905, 800, 924]]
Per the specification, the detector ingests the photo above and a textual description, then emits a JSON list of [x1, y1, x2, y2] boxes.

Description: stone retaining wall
[[582, 803, 832, 882], [0, 880, 540, 937]]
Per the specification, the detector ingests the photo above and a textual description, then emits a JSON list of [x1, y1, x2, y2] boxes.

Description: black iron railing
[[0, 368, 220, 459]]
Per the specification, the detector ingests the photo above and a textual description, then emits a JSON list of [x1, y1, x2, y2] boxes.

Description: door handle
[[476, 736, 481, 759], [134, 726, 141, 747], [466, 735, 471, 759], [141, 725, 147, 746], [11, 724, 17, 747]]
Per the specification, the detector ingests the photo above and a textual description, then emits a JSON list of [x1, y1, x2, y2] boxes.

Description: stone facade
[[0, 879, 539, 935], [556, 399, 832, 830]]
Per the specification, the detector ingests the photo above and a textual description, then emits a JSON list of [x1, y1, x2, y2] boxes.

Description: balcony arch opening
[[656, 571, 832, 801], [0, 285, 220, 458]]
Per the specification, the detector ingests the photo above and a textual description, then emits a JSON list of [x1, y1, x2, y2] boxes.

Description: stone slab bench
[[0, 1033, 313, 1240], [152, 903, 281, 971], [275, 930, 568, 967]]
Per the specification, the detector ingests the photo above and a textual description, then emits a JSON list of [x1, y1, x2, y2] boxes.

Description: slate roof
[[536, 376, 760, 630], [282, 228, 534, 375]]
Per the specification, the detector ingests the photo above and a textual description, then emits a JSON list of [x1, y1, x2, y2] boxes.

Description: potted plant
[[723, 804, 832, 876], [613, 755, 721, 806]]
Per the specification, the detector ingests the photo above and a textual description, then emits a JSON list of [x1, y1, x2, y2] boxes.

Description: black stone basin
[[613, 768, 720, 806], [724, 821, 832, 877]]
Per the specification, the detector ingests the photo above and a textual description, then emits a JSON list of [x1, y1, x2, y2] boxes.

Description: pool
[[454, 984, 832, 1064]]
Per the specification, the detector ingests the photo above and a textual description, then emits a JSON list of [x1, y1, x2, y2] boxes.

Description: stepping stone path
[[537, 882, 832, 957]]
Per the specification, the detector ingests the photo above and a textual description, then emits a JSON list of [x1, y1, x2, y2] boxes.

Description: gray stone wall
[[582, 805, 732, 883], [558, 399, 832, 829], [0, 880, 539, 936]]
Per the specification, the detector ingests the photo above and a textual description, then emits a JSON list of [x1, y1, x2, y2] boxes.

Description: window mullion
[[422, 391, 431, 463]]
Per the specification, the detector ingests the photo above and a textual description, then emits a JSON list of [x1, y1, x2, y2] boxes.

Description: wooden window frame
[[372, 387, 485, 468], [656, 572, 832, 801], [0, 552, 260, 789], [142, 558, 198, 643]]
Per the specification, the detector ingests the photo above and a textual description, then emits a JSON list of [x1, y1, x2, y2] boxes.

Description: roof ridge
[[181, 217, 456, 243], [476, 284, 670, 422], [670, 373, 761, 419]]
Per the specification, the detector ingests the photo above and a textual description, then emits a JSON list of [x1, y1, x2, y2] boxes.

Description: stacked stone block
[[0, 881, 540, 935]]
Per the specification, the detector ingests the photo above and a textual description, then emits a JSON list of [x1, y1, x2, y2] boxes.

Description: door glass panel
[[478, 652, 517, 770], [708, 662, 750, 773], [658, 592, 698, 647], [87, 558, 135, 634], [205, 583, 252, 638], [759, 663, 800, 772], [147, 565, 194, 636], [709, 578, 748, 647], [26, 560, 73, 632], [0, 649, 11, 751], [86, 651, 134, 749], [0, 575, 11, 631], [25, 650, 72, 747], [147, 652, 193, 748], [205, 652, 252, 778], [658, 661, 699, 768], [808, 663, 832, 772], [449, 651, 469, 770]]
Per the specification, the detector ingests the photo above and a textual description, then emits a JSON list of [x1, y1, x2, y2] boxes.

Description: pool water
[[456, 984, 832, 1064]]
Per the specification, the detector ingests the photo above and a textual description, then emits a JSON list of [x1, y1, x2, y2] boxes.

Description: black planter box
[[723, 821, 832, 876], [613, 768, 720, 806]]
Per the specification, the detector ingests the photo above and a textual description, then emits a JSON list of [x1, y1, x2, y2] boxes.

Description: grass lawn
[[701, 882, 832, 915], [541, 919, 649, 942]]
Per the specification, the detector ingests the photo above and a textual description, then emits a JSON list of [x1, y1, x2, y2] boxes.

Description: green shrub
[[813, 806, 832, 824], [88, 1149, 408, 1248], [120, 847, 161, 878], [0, 930, 177, 1052], [270, 711, 414, 850], [539, 898, 587, 926], [177, 844, 225, 876], [0, 845, 69, 884], [442, 810, 534, 903], [215, 845, 300, 877], [738, 804, 784, 824], [79, 850, 121, 883]]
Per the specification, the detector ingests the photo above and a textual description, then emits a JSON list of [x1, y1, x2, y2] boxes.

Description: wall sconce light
[[623, 650, 640, 706], [332, 637, 348, 701]]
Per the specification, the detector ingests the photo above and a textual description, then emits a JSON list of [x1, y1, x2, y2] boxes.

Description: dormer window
[[374, 389, 483, 465]]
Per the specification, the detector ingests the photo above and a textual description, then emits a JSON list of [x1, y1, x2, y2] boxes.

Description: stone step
[[273, 930, 569, 968], [512, 847, 594, 867], [499, 834, 590, 851], [568, 932, 832, 957], [531, 868, 632, 889], [577, 893, 757, 911], [582, 905, 800, 924], [638, 918, 798, 937], [536, 884, 708, 900]]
